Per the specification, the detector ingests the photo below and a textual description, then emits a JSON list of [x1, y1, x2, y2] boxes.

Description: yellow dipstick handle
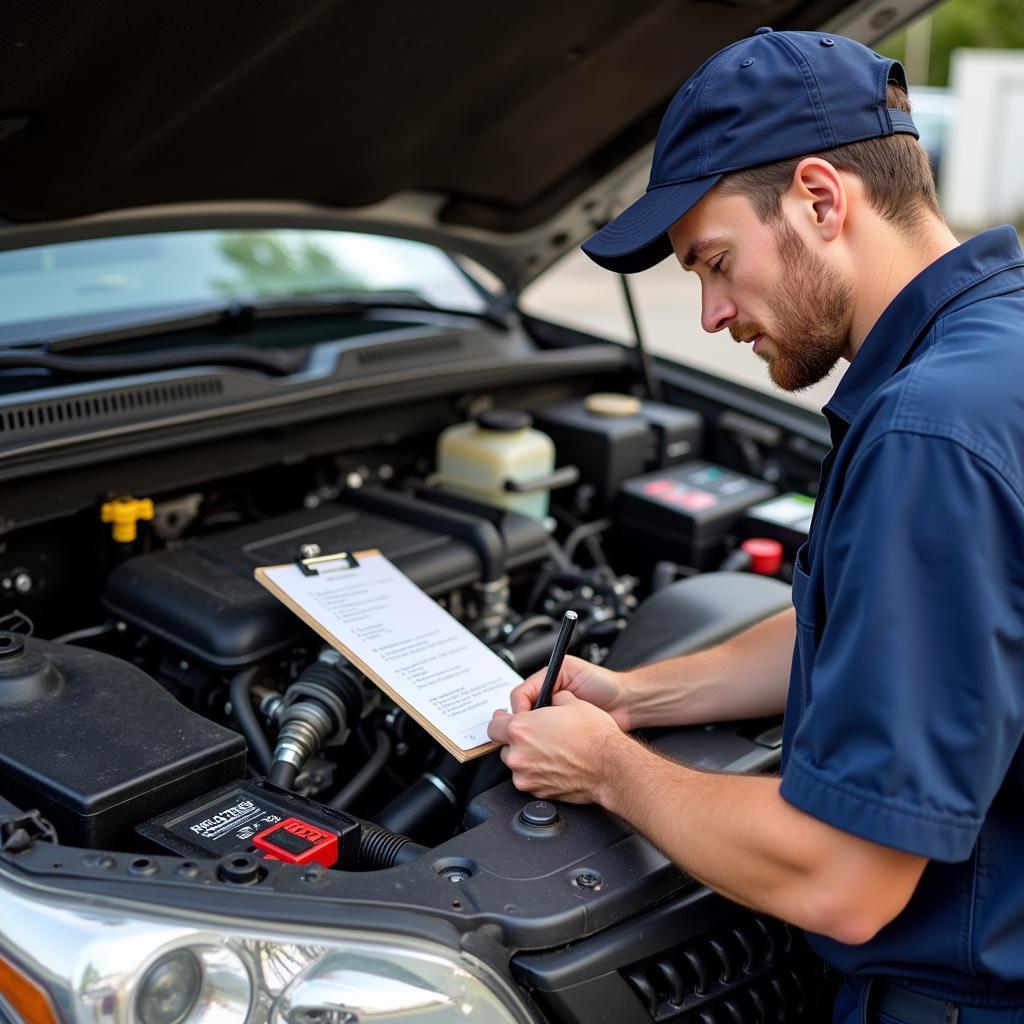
[[100, 498, 154, 543]]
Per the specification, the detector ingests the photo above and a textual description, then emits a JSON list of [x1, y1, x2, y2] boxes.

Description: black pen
[[533, 610, 578, 709]]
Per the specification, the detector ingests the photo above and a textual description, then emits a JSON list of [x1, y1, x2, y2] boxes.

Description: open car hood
[[0, 0, 936, 291]]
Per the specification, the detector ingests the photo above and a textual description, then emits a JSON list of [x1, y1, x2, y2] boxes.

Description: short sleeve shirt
[[778, 227, 1024, 997]]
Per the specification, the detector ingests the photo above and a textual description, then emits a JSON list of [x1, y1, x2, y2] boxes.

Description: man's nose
[[701, 290, 737, 334]]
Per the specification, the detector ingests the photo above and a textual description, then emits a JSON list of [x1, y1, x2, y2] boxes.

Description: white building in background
[[942, 48, 1024, 230]]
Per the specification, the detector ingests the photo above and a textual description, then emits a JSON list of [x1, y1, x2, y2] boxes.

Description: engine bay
[[0, 371, 834, 1022]]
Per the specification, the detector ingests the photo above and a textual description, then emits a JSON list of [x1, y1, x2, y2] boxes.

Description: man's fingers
[[510, 689, 536, 713], [510, 675, 542, 713], [510, 772, 531, 794], [552, 689, 579, 707], [487, 714, 512, 744]]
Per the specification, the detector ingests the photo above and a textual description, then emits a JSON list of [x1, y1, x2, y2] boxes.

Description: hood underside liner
[[1, 0, 876, 232]]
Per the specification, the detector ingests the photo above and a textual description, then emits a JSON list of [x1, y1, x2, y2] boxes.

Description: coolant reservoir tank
[[437, 409, 555, 520]]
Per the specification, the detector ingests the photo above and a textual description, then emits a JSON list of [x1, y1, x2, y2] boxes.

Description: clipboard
[[255, 549, 522, 762]]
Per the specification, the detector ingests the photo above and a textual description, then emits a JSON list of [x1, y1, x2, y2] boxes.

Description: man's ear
[[787, 158, 847, 242]]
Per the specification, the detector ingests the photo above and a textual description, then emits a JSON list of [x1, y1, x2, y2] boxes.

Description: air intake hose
[[270, 650, 363, 790]]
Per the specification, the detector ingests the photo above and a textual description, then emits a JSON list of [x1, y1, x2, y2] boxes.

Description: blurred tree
[[879, 0, 1024, 86], [213, 232, 368, 297]]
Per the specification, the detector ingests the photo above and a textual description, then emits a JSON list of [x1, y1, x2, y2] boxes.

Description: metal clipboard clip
[[294, 548, 361, 577]]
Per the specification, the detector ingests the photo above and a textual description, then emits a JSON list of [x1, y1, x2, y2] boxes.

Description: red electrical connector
[[252, 816, 339, 868]]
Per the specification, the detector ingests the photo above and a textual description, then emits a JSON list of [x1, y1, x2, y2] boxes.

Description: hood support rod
[[619, 275, 662, 403]]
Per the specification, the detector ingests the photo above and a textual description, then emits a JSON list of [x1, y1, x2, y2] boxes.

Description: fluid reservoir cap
[[583, 392, 642, 417], [0, 632, 61, 704], [101, 497, 154, 543], [0, 632, 25, 661], [520, 800, 560, 827], [477, 409, 532, 432], [741, 537, 784, 576]]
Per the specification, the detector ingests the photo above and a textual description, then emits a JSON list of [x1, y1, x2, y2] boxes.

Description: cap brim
[[581, 175, 722, 274]]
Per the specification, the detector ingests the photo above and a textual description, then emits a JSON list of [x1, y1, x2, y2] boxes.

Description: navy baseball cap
[[582, 28, 918, 274]]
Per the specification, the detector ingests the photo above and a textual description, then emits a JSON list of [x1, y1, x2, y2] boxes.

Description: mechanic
[[487, 28, 1024, 1024]]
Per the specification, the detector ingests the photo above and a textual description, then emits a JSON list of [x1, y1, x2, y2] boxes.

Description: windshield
[[0, 229, 486, 342]]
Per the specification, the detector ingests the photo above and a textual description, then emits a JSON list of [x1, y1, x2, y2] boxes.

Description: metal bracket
[[295, 549, 360, 576], [0, 809, 57, 853]]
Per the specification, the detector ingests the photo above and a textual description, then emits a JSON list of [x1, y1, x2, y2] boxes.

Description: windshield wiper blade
[[43, 291, 443, 355], [0, 344, 305, 377]]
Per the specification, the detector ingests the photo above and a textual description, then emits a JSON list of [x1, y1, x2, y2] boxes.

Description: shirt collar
[[825, 225, 1024, 428]]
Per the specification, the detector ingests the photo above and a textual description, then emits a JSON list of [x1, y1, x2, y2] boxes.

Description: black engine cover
[[0, 634, 245, 848], [104, 491, 550, 669]]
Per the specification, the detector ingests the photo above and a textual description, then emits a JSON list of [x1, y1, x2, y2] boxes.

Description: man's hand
[[487, 690, 629, 802], [508, 655, 635, 731]]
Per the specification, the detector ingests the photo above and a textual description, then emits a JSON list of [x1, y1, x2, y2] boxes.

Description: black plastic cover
[[0, 638, 245, 848], [604, 572, 792, 671], [104, 494, 551, 668]]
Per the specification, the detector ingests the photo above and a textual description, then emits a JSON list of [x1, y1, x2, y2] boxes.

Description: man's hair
[[718, 82, 940, 236]]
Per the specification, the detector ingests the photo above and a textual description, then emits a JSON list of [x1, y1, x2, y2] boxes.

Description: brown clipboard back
[[254, 549, 500, 762]]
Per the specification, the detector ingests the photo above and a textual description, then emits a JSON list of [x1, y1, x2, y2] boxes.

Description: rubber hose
[[346, 487, 504, 582], [563, 517, 613, 564], [358, 822, 427, 868], [718, 549, 753, 573], [229, 668, 273, 776], [526, 569, 584, 614], [374, 754, 468, 844], [504, 614, 556, 645], [269, 759, 299, 790], [499, 628, 561, 677], [329, 729, 391, 810], [545, 538, 574, 572]]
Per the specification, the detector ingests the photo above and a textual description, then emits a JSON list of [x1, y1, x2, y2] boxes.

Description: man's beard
[[730, 219, 853, 392]]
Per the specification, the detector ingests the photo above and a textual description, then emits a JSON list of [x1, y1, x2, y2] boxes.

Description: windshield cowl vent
[[355, 335, 464, 368], [0, 377, 224, 439]]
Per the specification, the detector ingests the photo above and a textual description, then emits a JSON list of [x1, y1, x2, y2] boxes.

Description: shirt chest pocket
[[790, 541, 819, 707]]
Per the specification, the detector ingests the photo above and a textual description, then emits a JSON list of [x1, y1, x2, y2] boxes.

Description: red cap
[[741, 538, 784, 576], [253, 817, 338, 868]]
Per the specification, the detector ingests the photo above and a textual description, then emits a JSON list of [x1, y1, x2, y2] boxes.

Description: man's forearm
[[624, 607, 796, 729], [598, 732, 926, 944]]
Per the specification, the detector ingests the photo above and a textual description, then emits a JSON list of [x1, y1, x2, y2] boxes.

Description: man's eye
[[709, 258, 725, 275]]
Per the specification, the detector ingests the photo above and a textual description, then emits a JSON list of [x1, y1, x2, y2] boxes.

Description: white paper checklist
[[256, 550, 523, 759]]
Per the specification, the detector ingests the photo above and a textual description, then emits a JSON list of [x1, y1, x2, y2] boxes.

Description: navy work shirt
[[779, 226, 1024, 997]]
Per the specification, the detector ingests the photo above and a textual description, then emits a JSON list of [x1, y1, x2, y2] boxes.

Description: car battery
[[533, 394, 703, 509], [138, 779, 360, 870], [617, 461, 776, 570], [742, 492, 816, 560]]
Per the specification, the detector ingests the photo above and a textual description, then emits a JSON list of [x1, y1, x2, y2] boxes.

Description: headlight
[[135, 950, 203, 1024], [0, 870, 534, 1024]]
